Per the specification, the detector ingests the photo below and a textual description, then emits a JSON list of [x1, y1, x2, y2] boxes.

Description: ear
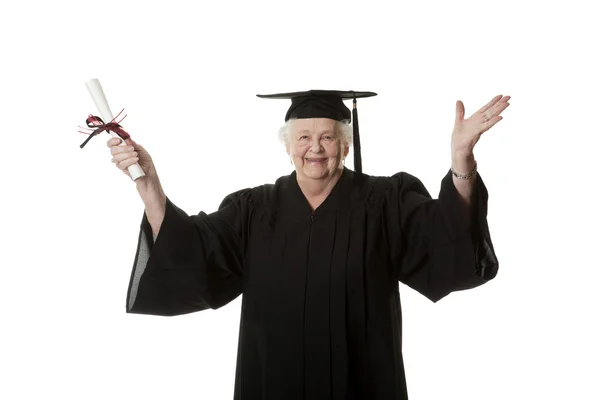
[[343, 145, 349, 157]]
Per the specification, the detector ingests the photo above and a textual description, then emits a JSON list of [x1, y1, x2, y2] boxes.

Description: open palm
[[451, 94, 510, 155]]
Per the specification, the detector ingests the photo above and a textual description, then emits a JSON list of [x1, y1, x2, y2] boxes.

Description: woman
[[109, 90, 508, 399]]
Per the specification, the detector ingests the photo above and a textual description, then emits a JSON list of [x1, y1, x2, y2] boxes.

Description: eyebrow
[[296, 129, 336, 135]]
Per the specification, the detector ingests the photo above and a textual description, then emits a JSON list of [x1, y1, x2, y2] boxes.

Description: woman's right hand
[[107, 137, 155, 179], [107, 137, 165, 200]]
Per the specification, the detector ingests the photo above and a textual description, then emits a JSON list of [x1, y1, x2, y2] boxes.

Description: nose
[[309, 137, 323, 153]]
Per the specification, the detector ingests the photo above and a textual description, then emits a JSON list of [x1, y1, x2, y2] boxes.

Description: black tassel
[[352, 94, 362, 175]]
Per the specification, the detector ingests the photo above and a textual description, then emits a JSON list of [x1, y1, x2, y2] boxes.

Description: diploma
[[85, 78, 145, 181]]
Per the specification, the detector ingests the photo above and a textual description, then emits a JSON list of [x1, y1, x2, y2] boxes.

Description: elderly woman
[[109, 90, 508, 399]]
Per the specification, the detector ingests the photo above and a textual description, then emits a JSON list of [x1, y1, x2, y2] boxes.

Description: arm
[[127, 190, 250, 316], [108, 137, 166, 238], [449, 93, 510, 227], [392, 170, 498, 302], [109, 138, 250, 316], [451, 151, 477, 228], [393, 95, 509, 301], [136, 170, 166, 240]]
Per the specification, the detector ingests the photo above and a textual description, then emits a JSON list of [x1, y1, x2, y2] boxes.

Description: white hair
[[278, 118, 353, 148]]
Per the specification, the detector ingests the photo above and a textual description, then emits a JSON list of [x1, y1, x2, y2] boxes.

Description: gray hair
[[279, 119, 353, 148]]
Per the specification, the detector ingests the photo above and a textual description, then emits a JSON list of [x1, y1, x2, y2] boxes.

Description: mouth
[[305, 158, 327, 164]]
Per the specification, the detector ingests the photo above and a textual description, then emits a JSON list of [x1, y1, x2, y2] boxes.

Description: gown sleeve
[[390, 169, 499, 303], [126, 189, 251, 316]]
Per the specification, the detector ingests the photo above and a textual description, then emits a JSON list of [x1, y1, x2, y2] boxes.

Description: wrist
[[451, 151, 475, 174], [451, 145, 473, 159], [451, 160, 477, 180], [136, 172, 165, 205]]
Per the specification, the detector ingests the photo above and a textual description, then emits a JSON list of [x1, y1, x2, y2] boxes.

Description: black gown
[[126, 167, 498, 399]]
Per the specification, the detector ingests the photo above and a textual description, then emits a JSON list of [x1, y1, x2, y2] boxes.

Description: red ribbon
[[79, 109, 131, 149]]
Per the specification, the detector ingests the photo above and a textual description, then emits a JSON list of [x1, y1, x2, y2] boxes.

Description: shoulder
[[248, 174, 291, 205], [217, 174, 291, 211], [359, 171, 432, 206], [366, 171, 426, 189]]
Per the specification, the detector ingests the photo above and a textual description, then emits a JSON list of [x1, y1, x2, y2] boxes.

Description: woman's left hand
[[451, 94, 510, 157]]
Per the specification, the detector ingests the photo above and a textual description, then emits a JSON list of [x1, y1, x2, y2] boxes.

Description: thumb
[[129, 139, 146, 153], [124, 138, 134, 146], [455, 100, 465, 123]]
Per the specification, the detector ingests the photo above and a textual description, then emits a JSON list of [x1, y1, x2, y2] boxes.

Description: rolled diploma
[[85, 78, 145, 181]]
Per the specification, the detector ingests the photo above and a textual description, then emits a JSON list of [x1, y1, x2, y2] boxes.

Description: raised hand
[[451, 94, 510, 156], [107, 137, 156, 180]]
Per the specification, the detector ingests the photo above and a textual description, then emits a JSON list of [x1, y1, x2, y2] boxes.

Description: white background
[[1, 0, 599, 399]]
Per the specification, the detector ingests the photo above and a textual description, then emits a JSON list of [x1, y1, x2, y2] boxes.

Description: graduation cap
[[257, 90, 377, 175]]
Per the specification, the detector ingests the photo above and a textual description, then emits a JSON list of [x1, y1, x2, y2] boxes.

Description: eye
[[322, 135, 335, 141], [299, 135, 309, 140]]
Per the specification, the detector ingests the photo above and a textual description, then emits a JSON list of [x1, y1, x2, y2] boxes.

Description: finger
[[487, 100, 510, 118], [106, 137, 123, 148], [111, 144, 135, 157], [481, 115, 504, 133], [116, 157, 140, 171], [477, 94, 503, 114], [490, 95, 510, 109], [455, 100, 465, 123], [111, 151, 138, 164]]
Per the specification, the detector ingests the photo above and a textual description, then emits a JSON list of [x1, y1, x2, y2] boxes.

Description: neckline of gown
[[287, 167, 355, 217]]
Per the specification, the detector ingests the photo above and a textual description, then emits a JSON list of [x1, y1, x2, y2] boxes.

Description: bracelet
[[451, 160, 477, 179]]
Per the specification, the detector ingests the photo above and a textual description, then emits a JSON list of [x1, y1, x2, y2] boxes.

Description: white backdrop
[[1, 0, 599, 399]]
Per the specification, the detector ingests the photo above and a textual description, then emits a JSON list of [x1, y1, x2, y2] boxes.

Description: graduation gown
[[126, 167, 498, 399]]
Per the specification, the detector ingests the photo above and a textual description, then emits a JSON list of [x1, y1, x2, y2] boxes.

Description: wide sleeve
[[126, 189, 252, 316], [389, 169, 499, 303]]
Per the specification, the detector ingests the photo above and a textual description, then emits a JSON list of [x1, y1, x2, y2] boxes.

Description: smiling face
[[287, 118, 349, 182]]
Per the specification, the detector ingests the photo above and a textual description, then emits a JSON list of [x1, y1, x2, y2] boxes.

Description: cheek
[[326, 143, 341, 157], [291, 143, 308, 158]]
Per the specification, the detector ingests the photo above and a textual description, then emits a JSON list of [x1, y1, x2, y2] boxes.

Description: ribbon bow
[[78, 109, 130, 148]]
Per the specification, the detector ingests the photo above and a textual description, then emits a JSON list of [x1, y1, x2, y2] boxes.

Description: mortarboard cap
[[257, 90, 377, 175]]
